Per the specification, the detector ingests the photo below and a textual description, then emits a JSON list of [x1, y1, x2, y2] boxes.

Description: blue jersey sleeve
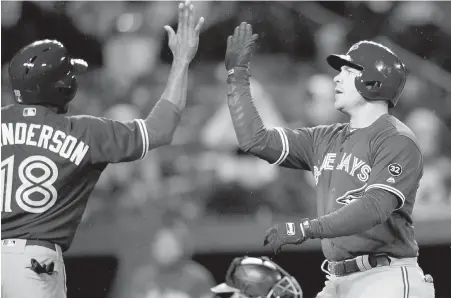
[[365, 135, 423, 209], [70, 115, 149, 164], [265, 124, 344, 171]]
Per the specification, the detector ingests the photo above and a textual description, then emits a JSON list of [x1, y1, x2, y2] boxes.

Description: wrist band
[[301, 219, 313, 239], [227, 66, 251, 77]]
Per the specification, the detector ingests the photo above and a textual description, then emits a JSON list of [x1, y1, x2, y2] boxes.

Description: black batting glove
[[263, 219, 313, 255], [225, 22, 259, 73]]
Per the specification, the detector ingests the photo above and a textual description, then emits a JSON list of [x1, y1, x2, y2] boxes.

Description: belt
[[25, 239, 56, 252], [327, 253, 391, 276]]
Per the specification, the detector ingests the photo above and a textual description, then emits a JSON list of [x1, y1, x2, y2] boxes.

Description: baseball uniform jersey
[[1, 104, 150, 251], [1, 103, 151, 298], [247, 113, 435, 298], [255, 114, 422, 261], [225, 65, 434, 298]]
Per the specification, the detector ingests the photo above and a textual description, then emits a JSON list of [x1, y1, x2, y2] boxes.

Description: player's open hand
[[225, 22, 259, 72], [164, 0, 204, 63]]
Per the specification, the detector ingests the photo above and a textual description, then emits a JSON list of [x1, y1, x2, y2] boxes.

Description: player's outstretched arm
[[224, 23, 316, 170], [225, 22, 264, 153], [143, 0, 204, 149]]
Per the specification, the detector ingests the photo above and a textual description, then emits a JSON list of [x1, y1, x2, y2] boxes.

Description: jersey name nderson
[[1, 123, 89, 166]]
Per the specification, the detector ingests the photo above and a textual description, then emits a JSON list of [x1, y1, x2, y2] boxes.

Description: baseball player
[[224, 22, 435, 298], [1, 2, 204, 297], [210, 256, 303, 298]]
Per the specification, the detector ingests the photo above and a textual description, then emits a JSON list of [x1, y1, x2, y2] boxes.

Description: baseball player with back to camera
[[224, 22, 436, 298], [210, 256, 303, 298], [0, 1, 204, 297]]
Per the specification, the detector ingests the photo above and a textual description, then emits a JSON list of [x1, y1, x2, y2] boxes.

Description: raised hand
[[225, 22, 259, 72], [164, 0, 204, 63]]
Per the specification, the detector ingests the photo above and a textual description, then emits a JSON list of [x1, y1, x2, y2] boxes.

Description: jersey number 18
[[1, 155, 58, 213]]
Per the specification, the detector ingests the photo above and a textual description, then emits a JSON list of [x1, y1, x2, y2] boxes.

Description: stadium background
[[2, 1, 451, 298]]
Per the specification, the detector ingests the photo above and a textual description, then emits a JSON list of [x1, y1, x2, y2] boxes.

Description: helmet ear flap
[[354, 73, 386, 102]]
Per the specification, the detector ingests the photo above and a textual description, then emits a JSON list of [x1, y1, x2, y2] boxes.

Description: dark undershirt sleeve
[[227, 67, 317, 170], [309, 188, 398, 239]]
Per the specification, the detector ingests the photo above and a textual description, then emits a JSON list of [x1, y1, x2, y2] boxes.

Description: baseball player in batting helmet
[[326, 40, 407, 109], [1, 1, 204, 297], [211, 256, 303, 298], [8, 39, 88, 114], [224, 22, 435, 298]]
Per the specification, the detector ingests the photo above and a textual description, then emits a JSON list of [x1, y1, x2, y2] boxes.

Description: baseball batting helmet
[[8, 39, 88, 113], [211, 256, 302, 298], [327, 40, 407, 108]]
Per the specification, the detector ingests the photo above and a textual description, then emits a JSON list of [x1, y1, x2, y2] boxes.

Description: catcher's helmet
[[211, 256, 302, 298], [327, 40, 407, 108], [8, 39, 88, 113]]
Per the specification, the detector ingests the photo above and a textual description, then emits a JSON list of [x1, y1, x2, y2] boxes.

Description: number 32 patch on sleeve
[[388, 163, 402, 176]]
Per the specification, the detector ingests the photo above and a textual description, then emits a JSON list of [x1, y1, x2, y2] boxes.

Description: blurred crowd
[[2, 2, 451, 297]]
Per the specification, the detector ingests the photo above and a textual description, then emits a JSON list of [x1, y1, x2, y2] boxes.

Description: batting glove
[[224, 22, 259, 74], [263, 219, 313, 255]]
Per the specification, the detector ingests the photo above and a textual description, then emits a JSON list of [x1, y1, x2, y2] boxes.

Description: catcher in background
[[211, 256, 303, 298], [224, 22, 435, 298]]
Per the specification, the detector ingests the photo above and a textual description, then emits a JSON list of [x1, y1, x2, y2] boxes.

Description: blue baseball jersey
[[1, 104, 150, 251], [264, 114, 422, 261]]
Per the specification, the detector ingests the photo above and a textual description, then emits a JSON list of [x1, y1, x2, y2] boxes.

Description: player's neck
[[348, 102, 388, 129], [46, 106, 60, 113]]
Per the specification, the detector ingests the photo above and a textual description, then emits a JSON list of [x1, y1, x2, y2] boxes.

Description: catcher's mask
[[211, 256, 302, 298]]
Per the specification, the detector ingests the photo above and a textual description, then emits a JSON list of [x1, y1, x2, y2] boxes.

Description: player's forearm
[[309, 189, 399, 239], [144, 99, 181, 149], [161, 58, 190, 111], [143, 59, 188, 149], [227, 67, 269, 153]]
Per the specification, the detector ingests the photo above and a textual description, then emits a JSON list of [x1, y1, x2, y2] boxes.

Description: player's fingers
[[264, 230, 277, 246], [194, 17, 204, 35], [266, 225, 277, 233], [244, 23, 252, 41], [183, 0, 190, 36], [164, 25, 176, 41], [226, 35, 233, 49], [177, 2, 184, 33], [247, 33, 259, 50], [239, 22, 247, 43], [188, 3, 195, 31], [263, 235, 269, 246], [232, 25, 240, 44]]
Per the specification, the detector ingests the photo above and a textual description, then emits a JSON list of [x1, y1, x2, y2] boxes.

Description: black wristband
[[227, 66, 251, 78]]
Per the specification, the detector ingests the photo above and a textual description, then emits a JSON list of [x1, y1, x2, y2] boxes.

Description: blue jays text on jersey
[[313, 152, 372, 186]]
